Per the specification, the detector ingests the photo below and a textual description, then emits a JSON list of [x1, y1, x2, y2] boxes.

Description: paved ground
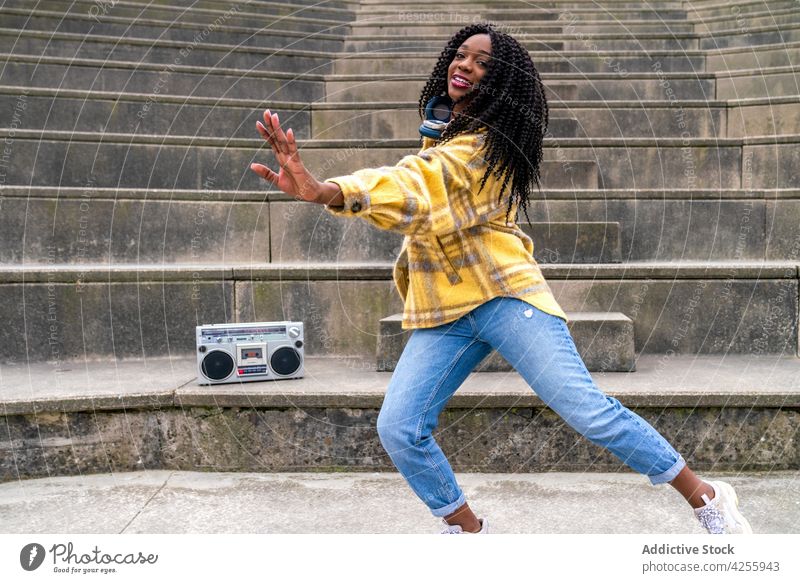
[[1, 470, 797, 534]]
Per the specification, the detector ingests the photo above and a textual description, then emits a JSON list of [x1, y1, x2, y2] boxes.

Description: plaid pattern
[[324, 128, 568, 330]]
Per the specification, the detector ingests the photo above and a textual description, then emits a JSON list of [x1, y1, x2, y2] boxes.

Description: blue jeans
[[376, 296, 687, 518]]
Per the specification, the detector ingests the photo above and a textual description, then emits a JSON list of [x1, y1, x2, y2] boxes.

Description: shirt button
[[350, 201, 362, 212]]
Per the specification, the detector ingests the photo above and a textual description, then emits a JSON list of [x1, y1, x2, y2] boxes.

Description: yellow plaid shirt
[[323, 127, 568, 330]]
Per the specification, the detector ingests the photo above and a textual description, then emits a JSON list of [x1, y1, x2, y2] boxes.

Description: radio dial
[[288, 326, 301, 338]]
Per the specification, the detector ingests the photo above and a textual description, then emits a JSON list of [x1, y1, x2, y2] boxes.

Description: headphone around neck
[[419, 95, 453, 139]]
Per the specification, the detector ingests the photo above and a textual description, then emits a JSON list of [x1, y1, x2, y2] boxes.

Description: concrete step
[[688, 0, 799, 19], [350, 21, 698, 36], [0, 470, 794, 534], [699, 23, 800, 50], [6, 129, 800, 190], [310, 100, 726, 139], [519, 221, 622, 264], [0, 28, 344, 71], [358, 0, 686, 8], [0, 52, 722, 102], [705, 41, 800, 71], [13, 87, 798, 142], [324, 71, 718, 101], [4, 186, 797, 266], [341, 34, 700, 52], [377, 311, 636, 373], [1, 0, 356, 23], [0, 262, 796, 362], [331, 52, 706, 74], [694, 7, 800, 32], [0, 129, 600, 189], [0, 7, 350, 42], [0, 54, 326, 101], [354, 7, 689, 21], [0, 86, 576, 140], [716, 65, 800, 99], [1, 354, 799, 481]]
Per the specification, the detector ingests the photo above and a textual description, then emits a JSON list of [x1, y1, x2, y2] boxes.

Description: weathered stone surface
[[0, 60, 323, 102], [549, 277, 798, 354], [746, 143, 800, 189], [520, 221, 621, 264], [529, 199, 767, 261], [2, 405, 797, 482], [0, 281, 234, 362], [235, 280, 403, 358], [766, 200, 800, 261], [270, 201, 403, 263], [0, 197, 269, 264], [376, 312, 636, 372], [0, 92, 312, 140]]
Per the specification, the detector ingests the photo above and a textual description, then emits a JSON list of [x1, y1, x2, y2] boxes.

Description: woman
[[249, 23, 751, 535]]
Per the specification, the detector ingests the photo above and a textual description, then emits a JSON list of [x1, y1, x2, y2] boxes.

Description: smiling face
[[447, 33, 492, 116]]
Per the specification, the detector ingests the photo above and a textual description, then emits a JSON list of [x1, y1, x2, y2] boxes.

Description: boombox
[[196, 321, 304, 385]]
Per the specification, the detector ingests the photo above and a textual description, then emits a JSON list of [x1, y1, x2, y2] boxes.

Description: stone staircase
[[1, 0, 798, 480]]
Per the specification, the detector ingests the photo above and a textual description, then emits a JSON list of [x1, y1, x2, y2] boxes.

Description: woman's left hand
[[249, 109, 324, 203]]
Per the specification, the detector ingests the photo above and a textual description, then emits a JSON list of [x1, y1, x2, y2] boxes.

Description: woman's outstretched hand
[[250, 109, 338, 204]]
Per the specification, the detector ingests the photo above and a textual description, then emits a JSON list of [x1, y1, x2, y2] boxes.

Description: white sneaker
[[440, 517, 489, 534], [694, 480, 753, 534]]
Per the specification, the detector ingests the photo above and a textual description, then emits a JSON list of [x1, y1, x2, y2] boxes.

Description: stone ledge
[[2, 354, 799, 415], [0, 261, 795, 283], [5, 128, 800, 148], [7, 186, 800, 202]]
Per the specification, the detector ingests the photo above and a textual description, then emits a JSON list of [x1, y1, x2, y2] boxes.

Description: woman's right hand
[[249, 109, 328, 203]]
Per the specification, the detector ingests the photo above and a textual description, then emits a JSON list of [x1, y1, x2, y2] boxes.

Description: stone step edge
[[0, 261, 796, 283], [8, 0, 355, 23], [10, 51, 796, 81], [687, 0, 796, 13], [0, 5, 353, 34], [0, 51, 720, 84], [344, 18, 800, 41], [3, 128, 799, 148], [332, 37, 800, 58], [354, 6, 800, 27], [2, 356, 799, 416], [6, 186, 798, 202], [3, 84, 796, 110], [5, 25, 800, 63]]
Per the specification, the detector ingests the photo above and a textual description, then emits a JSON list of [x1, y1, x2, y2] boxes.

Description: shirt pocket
[[392, 238, 410, 301], [433, 234, 463, 285]]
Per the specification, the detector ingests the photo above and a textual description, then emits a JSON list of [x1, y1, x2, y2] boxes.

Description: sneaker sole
[[715, 481, 753, 534]]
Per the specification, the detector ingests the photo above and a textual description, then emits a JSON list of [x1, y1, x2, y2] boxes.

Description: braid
[[418, 23, 549, 227]]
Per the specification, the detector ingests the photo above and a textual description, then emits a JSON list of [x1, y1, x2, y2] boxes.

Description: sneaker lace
[[440, 520, 464, 534], [696, 505, 725, 534]]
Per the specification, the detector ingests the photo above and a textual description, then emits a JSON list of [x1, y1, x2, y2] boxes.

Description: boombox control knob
[[295, 340, 303, 348], [288, 326, 301, 338], [198, 345, 207, 353]]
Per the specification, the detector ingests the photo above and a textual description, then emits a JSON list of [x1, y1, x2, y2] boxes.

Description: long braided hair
[[417, 23, 549, 226]]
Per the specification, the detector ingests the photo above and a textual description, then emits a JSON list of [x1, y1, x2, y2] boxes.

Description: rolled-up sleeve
[[323, 133, 507, 236]]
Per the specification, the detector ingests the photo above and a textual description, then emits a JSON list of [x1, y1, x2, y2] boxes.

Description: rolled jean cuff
[[649, 454, 687, 485], [430, 492, 467, 518]]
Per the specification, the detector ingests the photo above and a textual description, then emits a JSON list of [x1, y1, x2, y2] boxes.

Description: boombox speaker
[[196, 321, 304, 385]]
